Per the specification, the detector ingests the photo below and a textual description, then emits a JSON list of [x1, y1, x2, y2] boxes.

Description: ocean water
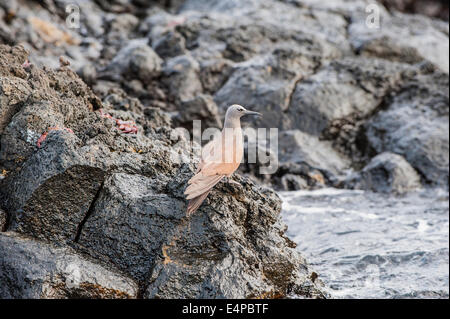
[[279, 188, 449, 299]]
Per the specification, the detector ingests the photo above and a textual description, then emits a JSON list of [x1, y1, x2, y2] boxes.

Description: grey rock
[[0, 0, 19, 14], [179, 0, 351, 58], [92, 80, 122, 99], [2, 3, 93, 70], [275, 130, 351, 188], [199, 58, 234, 94], [242, 128, 351, 189], [133, 0, 185, 12], [180, 0, 263, 13], [349, 10, 449, 73], [0, 45, 102, 173], [283, 0, 381, 15], [351, 152, 422, 193], [1, 0, 448, 299], [108, 13, 139, 35], [379, 0, 450, 21], [0, 47, 146, 244], [279, 130, 350, 176], [0, 44, 324, 299], [214, 44, 339, 129], [0, 101, 65, 171], [55, 0, 106, 37], [365, 72, 449, 186], [0, 207, 6, 231], [75, 170, 325, 298], [77, 172, 186, 282], [0, 77, 31, 135], [0, 232, 138, 299], [162, 54, 203, 102], [103, 88, 145, 113], [102, 39, 163, 83], [174, 94, 222, 129], [152, 31, 186, 59], [278, 162, 330, 189], [280, 174, 309, 191], [94, 0, 134, 13], [285, 57, 407, 135], [2, 130, 105, 243], [0, 45, 30, 135], [140, 9, 176, 40], [242, 136, 280, 179], [77, 63, 97, 86]]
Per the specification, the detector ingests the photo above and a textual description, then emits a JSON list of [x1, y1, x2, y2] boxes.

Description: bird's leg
[[225, 175, 241, 187]]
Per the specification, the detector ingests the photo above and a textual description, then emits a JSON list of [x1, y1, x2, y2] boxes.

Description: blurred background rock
[[381, 0, 449, 21], [0, 0, 448, 299]]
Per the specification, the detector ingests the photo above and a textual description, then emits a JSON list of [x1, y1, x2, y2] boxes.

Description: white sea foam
[[278, 188, 450, 298], [279, 187, 364, 198]]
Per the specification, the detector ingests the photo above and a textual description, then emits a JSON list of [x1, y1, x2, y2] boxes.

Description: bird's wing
[[199, 133, 242, 176], [184, 129, 242, 215], [200, 161, 240, 176], [197, 133, 221, 172], [185, 173, 224, 200]]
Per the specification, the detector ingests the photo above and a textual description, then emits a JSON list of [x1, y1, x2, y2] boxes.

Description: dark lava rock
[[100, 39, 163, 84], [0, 232, 138, 299], [152, 31, 187, 59], [364, 72, 449, 186], [0, 76, 31, 134], [278, 130, 350, 175], [347, 152, 422, 194], [143, 174, 323, 298], [0, 45, 30, 134], [1, 0, 448, 299], [380, 0, 449, 21], [3, 131, 105, 243], [349, 7, 449, 73], [76, 167, 325, 298], [0, 44, 102, 173], [0, 44, 325, 298], [162, 54, 203, 103], [280, 174, 309, 191], [214, 45, 339, 130], [199, 58, 234, 94], [275, 130, 350, 188], [284, 57, 407, 135], [174, 94, 222, 130], [0, 207, 6, 231]]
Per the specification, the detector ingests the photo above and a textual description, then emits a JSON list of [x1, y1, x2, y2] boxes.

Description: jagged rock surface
[[1, 0, 449, 299], [345, 152, 422, 193], [0, 43, 324, 299], [0, 232, 138, 299]]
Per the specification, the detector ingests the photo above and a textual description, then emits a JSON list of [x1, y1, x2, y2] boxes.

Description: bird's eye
[[239, 108, 244, 112]]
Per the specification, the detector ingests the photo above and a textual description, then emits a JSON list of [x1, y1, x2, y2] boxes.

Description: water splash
[[279, 188, 449, 299]]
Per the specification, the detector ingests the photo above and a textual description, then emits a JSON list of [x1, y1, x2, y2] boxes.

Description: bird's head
[[225, 104, 262, 121]]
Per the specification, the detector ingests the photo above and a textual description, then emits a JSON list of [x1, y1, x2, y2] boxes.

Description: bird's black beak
[[243, 110, 262, 117]]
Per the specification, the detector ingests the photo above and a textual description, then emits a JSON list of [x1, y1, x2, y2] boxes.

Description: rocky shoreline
[[0, 0, 448, 298]]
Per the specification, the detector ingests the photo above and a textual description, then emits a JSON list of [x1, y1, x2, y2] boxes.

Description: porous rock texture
[[2, 0, 447, 192], [0, 232, 138, 299], [345, 152, 422, 194], [0, 44, 324, 298], [1, 0, 449, 298]]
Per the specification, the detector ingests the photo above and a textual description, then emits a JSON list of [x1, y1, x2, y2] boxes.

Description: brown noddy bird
[[185, 104, 261, 215]]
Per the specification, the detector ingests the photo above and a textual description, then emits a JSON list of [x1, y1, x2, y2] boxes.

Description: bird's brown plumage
[[184, 104, 255, 216]]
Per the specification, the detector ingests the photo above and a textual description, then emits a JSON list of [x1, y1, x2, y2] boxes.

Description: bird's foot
[[224, 177, 242, 189], [228, 179, 241, 187]]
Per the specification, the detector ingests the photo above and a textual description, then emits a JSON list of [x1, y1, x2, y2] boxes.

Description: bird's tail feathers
[[186, 191, 211, 216], [185, 175, 223, 199]]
